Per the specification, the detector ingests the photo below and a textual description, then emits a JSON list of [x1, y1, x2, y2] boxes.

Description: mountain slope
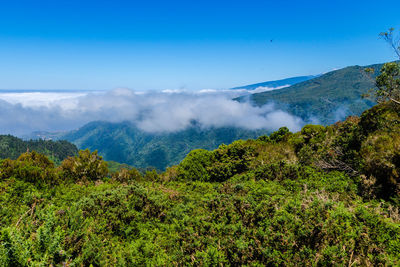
[[232, 75, 319, 90], [237, 63, 383, 124], [62, 121, 269, 170]]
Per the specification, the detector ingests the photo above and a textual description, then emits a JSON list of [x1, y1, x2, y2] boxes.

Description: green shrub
[[0, 152, 59, 186], [269, 127, 291, 143], [60, 149, 108, 182], [112, 168, 142, 183], [361, 132, 400, 197], [177, 149, 214, 181]]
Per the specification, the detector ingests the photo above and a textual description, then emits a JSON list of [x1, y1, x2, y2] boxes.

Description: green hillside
[[0, 135, 78, 164], [63, 121, 269, 170], [0, 102, 399, 266], [237, 63, 384, 124]]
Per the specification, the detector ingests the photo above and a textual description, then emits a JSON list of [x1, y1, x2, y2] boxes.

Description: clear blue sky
[[0, 0, 399, 90]]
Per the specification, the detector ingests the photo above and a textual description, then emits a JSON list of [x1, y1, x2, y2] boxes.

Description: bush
[[177, 141, 257, 182], [143, 169, 160, 181], [360, 132, 400, 198], [252, 161, 300, 181], [0, 151, 59, 186], [112, 168, 142, 183], [269, 127, 291, 143], [60, 149, 108, 183], [359, 103, 400, 135], [177, 149, 214, 181], [208, 141, 256, 182]]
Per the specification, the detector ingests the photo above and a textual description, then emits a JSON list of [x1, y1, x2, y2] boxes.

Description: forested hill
[[0, 102, 399, 265], [236, 63, 384, 124], [62, 121, 269, 170], [0, 135, 77, 163]]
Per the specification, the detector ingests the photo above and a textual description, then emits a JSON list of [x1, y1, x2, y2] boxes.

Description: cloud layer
[[0, 88, 304, 136]]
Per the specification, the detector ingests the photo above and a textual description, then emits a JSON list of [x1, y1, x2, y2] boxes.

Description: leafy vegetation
[[0, 135, 78, 164], [1, 99, 400, 265], [375, 62, 400, 105], [60, 149, 109, 183]]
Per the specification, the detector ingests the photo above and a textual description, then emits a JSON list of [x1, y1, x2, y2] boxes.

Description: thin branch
[[390, 97, 400, 105], [390, 42, 400, 59], [15, 209, 31, 227], [381, 90, 400, 105]]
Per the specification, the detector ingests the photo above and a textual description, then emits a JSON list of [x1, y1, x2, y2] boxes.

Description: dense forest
[[0, 135, 78, 164]]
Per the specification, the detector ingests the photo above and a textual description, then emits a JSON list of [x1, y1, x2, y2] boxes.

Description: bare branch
[[380, 28, 400, 59]]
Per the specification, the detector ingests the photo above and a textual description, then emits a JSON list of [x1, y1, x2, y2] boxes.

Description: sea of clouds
[[0, 87, 303, 136]]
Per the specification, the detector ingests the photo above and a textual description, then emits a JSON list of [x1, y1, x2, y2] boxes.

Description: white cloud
[[0, 92, 88, 108], [0, 88, 304, 136], [251, 84, 290, 93]]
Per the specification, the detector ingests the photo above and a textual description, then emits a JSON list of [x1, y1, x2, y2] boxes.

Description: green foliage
[[2, 159, 398, 265], [143, 169, 160, 181], [356, 104, 400, 198], [60, 149, 108, 182], [375, 62, 400, 105], [112, 167, 142, 183], [256, 134, 270, 142], [0, 151, 59, 186], [177, 140, 256, 182], [269, 126, 291, 143], [0, 135, 77, 164], [106, 160, 133, 173], [300, 124, 326, 142], [177, 149, 214, 181], [208, 141, 256, 181], [361, 132, 400, 197]]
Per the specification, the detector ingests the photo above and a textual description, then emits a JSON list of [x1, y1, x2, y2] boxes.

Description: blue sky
[[0, 0, 399, 90]]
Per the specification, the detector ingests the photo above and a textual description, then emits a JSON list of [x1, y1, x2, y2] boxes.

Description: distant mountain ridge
[[232, 75, 320, 90], [236, 63, 384, 125], [61, 121, 269, 170]]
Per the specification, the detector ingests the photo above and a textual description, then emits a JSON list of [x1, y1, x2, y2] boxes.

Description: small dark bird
[[270, 39, 273, 42]]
